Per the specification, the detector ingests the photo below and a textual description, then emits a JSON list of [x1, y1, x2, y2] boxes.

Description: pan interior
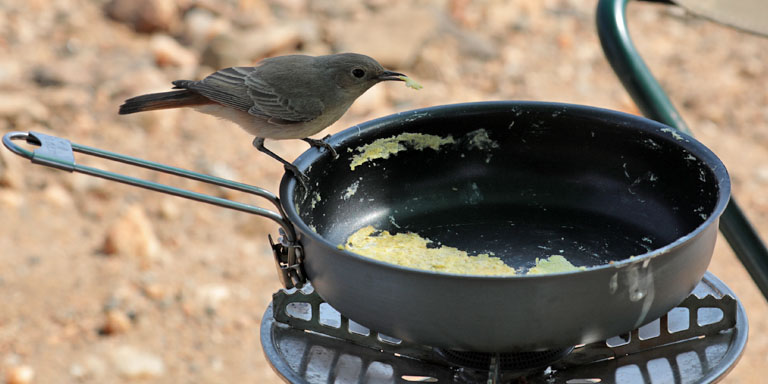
[[292, 105, 722, 272]]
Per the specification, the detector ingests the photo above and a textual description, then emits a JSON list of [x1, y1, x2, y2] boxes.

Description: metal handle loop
[[3, 131, 306, 288]]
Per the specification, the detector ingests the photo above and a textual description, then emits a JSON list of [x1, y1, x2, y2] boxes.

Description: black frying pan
[[281, 101, 729, 352], [1, 101, 730, 352]]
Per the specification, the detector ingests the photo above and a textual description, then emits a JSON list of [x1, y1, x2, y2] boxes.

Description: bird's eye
[[352, 68, 365, 78]]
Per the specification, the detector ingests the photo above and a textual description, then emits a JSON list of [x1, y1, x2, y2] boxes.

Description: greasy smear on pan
[[527, 255, 586, 274], [660, 127, 687, 141], [310, 192, 321, 209], [341, 179, 360, 200], [342, 226, 589, 275], [465, 128, 500, 163], [349, 133, 455, 170], [466, 128, 500, 150]]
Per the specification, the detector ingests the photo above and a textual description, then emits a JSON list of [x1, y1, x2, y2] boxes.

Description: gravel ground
[[1, 0, 767, 382]]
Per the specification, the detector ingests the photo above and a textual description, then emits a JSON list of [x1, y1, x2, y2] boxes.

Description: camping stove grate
[[261, 272, 746, 383], [433, 347, 574, 372]]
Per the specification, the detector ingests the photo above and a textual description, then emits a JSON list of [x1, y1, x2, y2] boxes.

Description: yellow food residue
[[398, 75, 423, 90], [342, 226, 517, 275], [310, 192, 321, 209], [342, 180, 360, 200], [527, 255, 586, 275], [349, 132, 455, 170], [466, 128, 500, 151], [341, 226, 590, 276]]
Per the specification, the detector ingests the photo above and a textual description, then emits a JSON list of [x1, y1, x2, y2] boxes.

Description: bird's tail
[[118, 89, 211, 114]]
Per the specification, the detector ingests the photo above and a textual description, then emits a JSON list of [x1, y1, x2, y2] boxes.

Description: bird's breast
[[192, 104, 341, 140]]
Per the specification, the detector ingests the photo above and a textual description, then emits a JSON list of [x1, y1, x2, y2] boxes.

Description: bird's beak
[[377, 70, 407, 82]]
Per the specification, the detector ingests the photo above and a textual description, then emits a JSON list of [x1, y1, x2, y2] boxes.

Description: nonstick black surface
[[280, 102, 729, 351]]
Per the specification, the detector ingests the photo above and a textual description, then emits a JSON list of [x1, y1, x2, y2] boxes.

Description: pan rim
[[281, 101, 731, 279]]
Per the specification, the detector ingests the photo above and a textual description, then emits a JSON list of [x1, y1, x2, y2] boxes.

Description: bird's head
[[320, 53, 406, 96]]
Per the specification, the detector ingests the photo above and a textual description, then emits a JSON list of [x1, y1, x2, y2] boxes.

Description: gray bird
[[119, 53, 407, 184]]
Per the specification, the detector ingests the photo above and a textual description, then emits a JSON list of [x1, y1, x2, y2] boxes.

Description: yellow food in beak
[[398, 76, 423, 90]]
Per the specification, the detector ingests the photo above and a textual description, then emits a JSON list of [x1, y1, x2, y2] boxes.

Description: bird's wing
[[176, 66, 324, 123], [244, 73, 324, 123], [174, 67, 256, 112]]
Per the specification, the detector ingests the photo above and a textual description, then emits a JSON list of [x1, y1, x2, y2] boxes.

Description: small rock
[[201, 22, 315, 68], [309, 0, 367, 18], [69, 363, 86, 379], [196, 284, 231, 311], [0, 190, 24, 209], [110, 66, 182, 135], [0, 148, 23, 189], [195, 160, 240, 198], [150, 34, 198, 70], [5, 365, 34, 384], [270, 0, 309, 14], [142, 283, 167, 301], [67, 169, 111, 198], [71, 355, 107, 380], [203, 161, 239, 181], [113, 67, 169, 100], [3, 354, 21, 366], [330, 5, 441, 68], [101, 309, 133, 335], [31, 59, 97, 89], [739, 57, 764, 79], [42, 183, 74, 208], [0, 92, 49, 122], [451, 29, 498, 61], [103, 205, 164, 268], [135, 106, 181, 136], [181, 8, 232, 50], [38, 87, 93, 113], [32, 66, 65, 87], [0, 61, 23, 88], [104, 0, 179, 33], [157, 199, 180, 220], [109, 346, 165, 379], [210, 356, 224, 372], [756, 166, 768, 183], [332, 5, 496, 70], [233, 314, 252, 330]]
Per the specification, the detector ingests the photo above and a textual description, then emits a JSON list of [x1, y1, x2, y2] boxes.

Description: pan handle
[[2, 131, 307, 288]]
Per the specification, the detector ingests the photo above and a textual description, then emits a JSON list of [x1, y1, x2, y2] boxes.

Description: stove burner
[[434, 347, 574, 372], [261, 272, 747, 383]]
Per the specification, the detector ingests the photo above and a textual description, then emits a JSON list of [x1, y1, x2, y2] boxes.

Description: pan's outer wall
[[298, 219, 717, 351], [280, 102, 730, 352]]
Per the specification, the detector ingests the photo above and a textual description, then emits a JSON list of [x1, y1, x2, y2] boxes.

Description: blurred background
[[1, 0, 767, 382]]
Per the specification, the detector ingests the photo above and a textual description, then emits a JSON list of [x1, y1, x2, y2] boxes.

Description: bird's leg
[[252, 137, 309, 189], [302, 137, 338, 159]]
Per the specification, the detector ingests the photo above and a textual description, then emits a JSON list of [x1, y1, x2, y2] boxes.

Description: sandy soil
[[1, 0, 767, 382]]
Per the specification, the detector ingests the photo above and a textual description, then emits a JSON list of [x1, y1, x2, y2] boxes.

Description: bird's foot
[[284, 163, 310, 191], [303, 137, 338, 159]]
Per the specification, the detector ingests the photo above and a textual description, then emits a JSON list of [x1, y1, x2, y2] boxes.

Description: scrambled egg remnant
[[466, 128, 500, 150], [349, 133, 455, 170], [343, 226, 517, 275], [342, 226, 589, 275], [527, 255, 587, 274], [398, 75, 423, 90], [342, 180, 360, 200], [310, 192, 321, 209]]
